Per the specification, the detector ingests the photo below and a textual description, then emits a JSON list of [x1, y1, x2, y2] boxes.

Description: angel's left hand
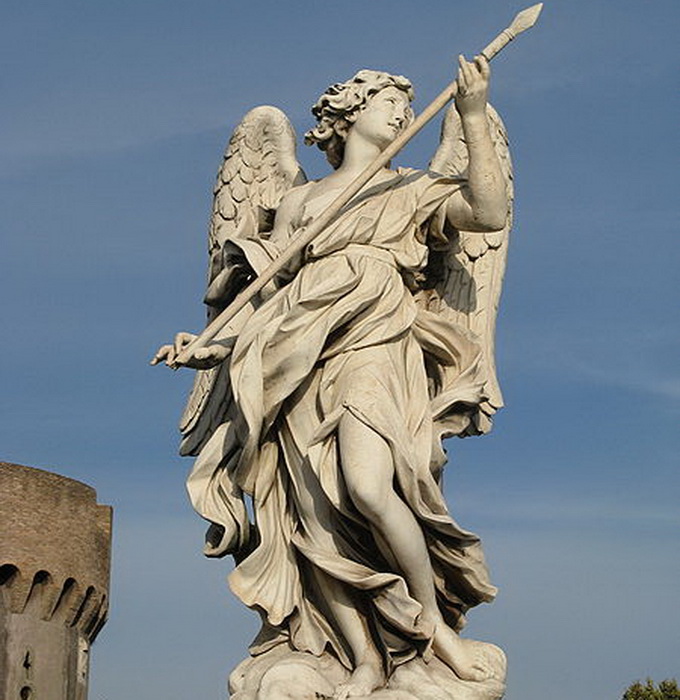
[[454, 54, 490, 118], [150, 331, 230, 370]]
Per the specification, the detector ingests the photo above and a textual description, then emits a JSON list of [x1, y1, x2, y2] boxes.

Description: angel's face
[[351, 86, 412, 150]]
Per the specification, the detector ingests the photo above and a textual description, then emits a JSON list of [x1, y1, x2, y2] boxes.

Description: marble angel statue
[[153, 54, 513, 700]]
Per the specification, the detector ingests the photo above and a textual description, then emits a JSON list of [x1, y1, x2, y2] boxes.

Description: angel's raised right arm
[[442, 56, 508, 233]]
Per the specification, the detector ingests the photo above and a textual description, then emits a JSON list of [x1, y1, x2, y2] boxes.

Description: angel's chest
[[293, 189, 416, 241]]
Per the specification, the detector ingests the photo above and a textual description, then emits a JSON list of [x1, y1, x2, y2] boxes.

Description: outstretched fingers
[[150, 331, 197, 367], [150, 345, 173, 366]]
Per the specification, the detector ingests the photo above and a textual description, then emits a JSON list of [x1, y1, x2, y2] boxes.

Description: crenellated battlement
[[0, 565, 108, 642], [0, 462, 112, 700]]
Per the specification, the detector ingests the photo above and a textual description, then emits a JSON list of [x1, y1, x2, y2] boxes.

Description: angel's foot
[[432, 624, 490, 682], [334, 659, 385, 699]]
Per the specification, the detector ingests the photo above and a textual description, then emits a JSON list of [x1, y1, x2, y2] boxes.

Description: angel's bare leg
[[338, 413, 488, 682]]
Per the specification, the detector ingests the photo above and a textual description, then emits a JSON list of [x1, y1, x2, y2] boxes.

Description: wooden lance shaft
[[171, 3, 542, 369]]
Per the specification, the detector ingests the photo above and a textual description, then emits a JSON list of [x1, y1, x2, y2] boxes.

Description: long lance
[[171, 3, 542, 369]]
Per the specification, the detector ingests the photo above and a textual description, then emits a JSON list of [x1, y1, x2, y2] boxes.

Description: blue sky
[[1, 1, 678, 698]]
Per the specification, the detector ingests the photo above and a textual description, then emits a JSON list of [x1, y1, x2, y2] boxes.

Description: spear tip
[[510, 3, 543, 34]]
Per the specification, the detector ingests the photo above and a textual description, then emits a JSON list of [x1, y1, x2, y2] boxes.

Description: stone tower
[[0, 462, 112, 700]]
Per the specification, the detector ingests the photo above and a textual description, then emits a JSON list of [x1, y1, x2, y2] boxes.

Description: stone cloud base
[[229, 641, 506, 700]]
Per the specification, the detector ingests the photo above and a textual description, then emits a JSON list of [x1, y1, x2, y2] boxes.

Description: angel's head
[[305, 70, 414, 169]]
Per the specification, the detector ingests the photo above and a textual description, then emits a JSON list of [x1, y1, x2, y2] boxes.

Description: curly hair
[[304, 69, 415, 169]]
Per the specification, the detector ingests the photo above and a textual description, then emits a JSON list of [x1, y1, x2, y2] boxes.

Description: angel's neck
[[338, 137, 390, 177]]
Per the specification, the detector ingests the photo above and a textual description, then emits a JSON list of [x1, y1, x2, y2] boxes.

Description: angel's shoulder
[[280, 180, 313, 205], [272, 180, 313, 222]]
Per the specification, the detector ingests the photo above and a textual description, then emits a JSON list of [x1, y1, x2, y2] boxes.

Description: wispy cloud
[[467, 493, 680, 528], [501, 322, 680, 404]]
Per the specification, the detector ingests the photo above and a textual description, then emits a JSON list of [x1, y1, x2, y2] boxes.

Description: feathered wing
[[426, 103, 513, 435], [179, 106, 306, 456]]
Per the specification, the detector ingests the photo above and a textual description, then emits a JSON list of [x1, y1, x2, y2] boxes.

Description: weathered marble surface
[[230, 643, 506, 700], [154, 24, 521, 698]]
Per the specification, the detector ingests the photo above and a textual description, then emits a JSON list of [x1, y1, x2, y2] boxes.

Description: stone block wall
[[0, 462, 112, 700]]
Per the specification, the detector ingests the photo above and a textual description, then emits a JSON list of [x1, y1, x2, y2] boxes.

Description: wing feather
[[426, 103, 513, 432], [179, 106, 306, 455]]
